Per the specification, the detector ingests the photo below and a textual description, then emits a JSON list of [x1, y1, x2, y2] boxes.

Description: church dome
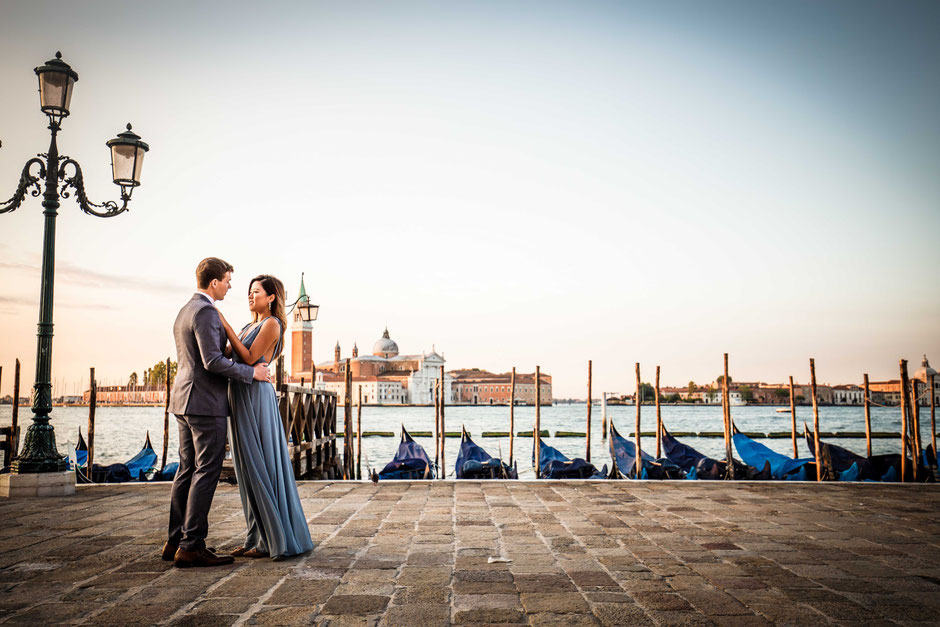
[[913, 355, 937, 382], [373, 327, 399, 357]]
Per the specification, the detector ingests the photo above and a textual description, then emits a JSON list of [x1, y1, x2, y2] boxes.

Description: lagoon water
[[1, 403, 925, 479]]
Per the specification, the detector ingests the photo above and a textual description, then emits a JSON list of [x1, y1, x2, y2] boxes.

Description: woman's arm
[[219, 312, 279, 366]]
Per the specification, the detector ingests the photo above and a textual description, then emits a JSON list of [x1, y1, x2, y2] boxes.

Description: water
[[1, 403, 928, 479]]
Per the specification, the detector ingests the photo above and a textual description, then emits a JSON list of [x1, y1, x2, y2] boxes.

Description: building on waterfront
[[80, 385, 165, 405], [832, 384, 863, 405], [449, 369, 552, 405], [315, 328, 451, 405]]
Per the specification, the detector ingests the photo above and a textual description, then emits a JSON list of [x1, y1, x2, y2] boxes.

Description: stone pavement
[[1, 481, 940, 626]]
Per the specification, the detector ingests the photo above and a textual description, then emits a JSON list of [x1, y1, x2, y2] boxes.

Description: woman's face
[[248, 281, 274, 315]]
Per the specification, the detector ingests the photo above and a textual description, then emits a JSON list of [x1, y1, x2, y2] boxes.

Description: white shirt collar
[[196, 291, 215, 306]]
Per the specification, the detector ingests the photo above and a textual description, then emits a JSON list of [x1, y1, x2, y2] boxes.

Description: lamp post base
[[11, 422, 67, 474], [0, 471, 75, 498]]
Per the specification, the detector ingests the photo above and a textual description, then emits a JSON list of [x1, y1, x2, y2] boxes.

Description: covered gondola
[[732, 425, 813, 480], [455, 427, 517, 479], [70, 428, 88, 470], [125, 432, 158, 480], [378, 426, 435, 480], [608, 422, 684, 479], [802, 424, 923, 482], [534, 439, 606, 479]]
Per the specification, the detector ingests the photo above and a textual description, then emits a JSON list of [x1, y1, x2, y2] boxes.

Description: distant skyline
[[1, 0, 938, 399]]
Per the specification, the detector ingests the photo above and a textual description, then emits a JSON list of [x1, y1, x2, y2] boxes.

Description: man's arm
[[192, 306, 256, 385]]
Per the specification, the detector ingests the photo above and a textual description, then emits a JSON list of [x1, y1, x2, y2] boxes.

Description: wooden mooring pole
[[931, 373, 937, 464], [344, 359, 352, 480], [439, 365, 445, 479], [534, 366, 541, 479], [585, 360, 592, 462], [910, 379, 922, 465], [11, 359, 20, 457], [788, 376, 798, 458], [863, 374, 873, 458], [654, 365, 662, 459], [87, 367, 97, 480], [899, 359, 911, 482], [634, 363, 642, 479], [722, 353, 733, 477], [809, 358, 821, 481], [357, 387, 362, 480], [161, 357, 171, 471], [509, 367, 515, 467]]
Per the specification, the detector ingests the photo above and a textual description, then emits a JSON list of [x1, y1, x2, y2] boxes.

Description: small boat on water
[[534, 439, 606, 479], [77, 431, 170, 483], [608, 422, 683, 479], [70, 428, 88, 470], [378, 426, 435, 480], [731, 424, 812, 480], [125, 432, 158, 480], [802, 423, 926, 482], [455, 427, 517, 479], [775, 408, 791, 413]]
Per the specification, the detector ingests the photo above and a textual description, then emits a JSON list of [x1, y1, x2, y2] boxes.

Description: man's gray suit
[[168, 294, 254, 552]]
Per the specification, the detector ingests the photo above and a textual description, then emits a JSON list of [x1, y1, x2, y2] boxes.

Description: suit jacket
[[168, 294, 254, 416]]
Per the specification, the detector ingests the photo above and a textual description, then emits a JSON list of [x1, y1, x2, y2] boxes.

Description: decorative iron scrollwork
[[0, 158, 45, 214], [58, 158, 129, 218]]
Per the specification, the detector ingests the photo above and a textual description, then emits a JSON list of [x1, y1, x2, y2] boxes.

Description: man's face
[[209, 272, 233, 301]]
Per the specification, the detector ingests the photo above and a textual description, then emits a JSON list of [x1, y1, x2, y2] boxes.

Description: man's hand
[[253, 362, 272, 383]]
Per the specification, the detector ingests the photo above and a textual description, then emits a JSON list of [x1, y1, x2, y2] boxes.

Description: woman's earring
[[269, 302, 273, 311]]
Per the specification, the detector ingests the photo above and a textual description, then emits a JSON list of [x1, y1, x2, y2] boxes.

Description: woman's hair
[[249, 274, 287, 359]]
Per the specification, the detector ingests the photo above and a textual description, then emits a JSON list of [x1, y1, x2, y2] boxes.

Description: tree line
[[127, 360, 177, 387]]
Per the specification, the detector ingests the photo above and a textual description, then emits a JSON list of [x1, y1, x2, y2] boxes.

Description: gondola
[[533, 439, 606, 479], [802, 423, 925, 482], [731, 424, 812, 480], [455, 427, 517, 479], [660, 425, 722, 479], [78, 432, 159, 484], [70, 428, 88, 470], [378, 425, 435, 480], [608, 422, 684, 479]]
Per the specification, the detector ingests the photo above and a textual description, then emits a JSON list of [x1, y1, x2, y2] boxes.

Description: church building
[[311, 328, 452, 406]]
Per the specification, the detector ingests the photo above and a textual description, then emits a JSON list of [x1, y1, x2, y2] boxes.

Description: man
[[163, 257, 271, 567]]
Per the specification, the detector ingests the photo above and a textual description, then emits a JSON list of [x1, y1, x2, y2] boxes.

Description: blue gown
[[228, 318, 313, 559]]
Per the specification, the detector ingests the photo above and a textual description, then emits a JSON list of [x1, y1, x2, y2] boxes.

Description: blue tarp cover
[[379, 427, 435, 480], [732, 432, 813, 479]]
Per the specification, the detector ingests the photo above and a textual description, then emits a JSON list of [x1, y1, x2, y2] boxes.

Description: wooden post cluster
[[863, 374, 872, 458], [899, 359, 911, 482], [586, 360, 592, 462], [635, 363, 642, 479], [161, 357, 171, 471], [809, 358, 821, 481], [509, 367, 515, 467], [788, 376, 798, 458], [439, 365, 445, 479], [534, 365, 541, 479], [655, 365, 662, 458], [87, 367, 97, 479]]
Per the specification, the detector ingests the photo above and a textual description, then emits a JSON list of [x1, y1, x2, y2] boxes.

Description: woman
[[219, 274, 313, 560]]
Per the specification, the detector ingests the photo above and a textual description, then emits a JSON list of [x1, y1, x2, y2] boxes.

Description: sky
[[1, 0, 938, 399]]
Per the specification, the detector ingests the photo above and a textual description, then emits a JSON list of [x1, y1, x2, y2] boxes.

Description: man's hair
[[196, 257, 234, 289]]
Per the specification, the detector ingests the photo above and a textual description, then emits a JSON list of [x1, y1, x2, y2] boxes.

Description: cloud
[[0, 260, 186, 294], [0, 294, 115, 311]]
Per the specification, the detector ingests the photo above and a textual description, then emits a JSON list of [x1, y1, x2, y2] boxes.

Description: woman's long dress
[[228, 319, 313, 559]]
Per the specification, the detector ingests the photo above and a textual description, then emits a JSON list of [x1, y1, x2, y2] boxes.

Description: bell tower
[[290, 274, 313, 379]]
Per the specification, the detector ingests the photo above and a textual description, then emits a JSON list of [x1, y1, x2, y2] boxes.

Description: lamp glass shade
[[106, 124, 150, 188], [110, 144, 146, 186], [299, 303, 319, 322], [38, 71, 75, 116]]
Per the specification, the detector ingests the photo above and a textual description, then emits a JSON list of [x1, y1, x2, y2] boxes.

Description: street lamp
[[287, 272, 319, 322], [0, 52, 149, 474]]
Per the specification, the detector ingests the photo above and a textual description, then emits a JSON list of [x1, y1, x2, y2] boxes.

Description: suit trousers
[[168, 414, 227, 551]]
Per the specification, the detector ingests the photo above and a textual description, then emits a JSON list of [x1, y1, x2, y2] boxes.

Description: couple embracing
[[162, 257, 313, 567]]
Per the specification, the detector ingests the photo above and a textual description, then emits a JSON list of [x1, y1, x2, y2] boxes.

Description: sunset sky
[[1, 0, 938, 398]]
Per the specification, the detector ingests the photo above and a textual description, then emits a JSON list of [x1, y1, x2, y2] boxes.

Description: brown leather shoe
[[162, 542, 178, 561], [174, 548, 235, 568]]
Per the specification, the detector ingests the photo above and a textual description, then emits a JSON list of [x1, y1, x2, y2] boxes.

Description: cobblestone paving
[[1, 481, 940, 625]]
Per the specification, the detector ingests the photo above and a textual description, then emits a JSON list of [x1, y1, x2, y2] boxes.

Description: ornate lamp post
[[0, 52, 149, 473]]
